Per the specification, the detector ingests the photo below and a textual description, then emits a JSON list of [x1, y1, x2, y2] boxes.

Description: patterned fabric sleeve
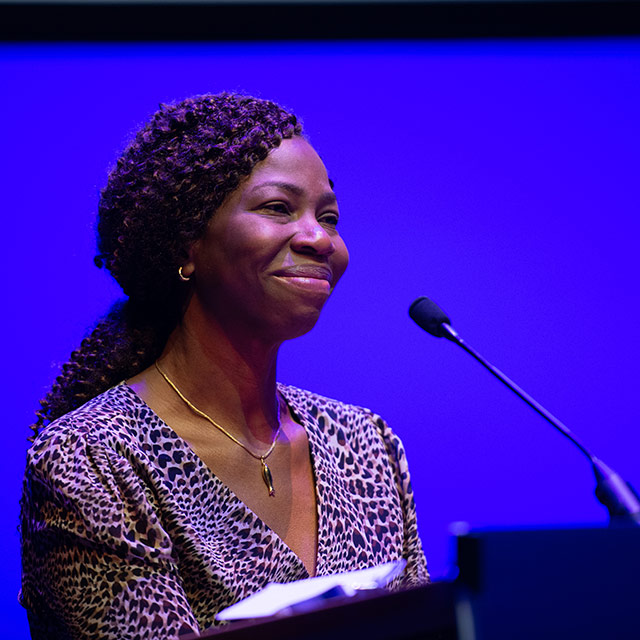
[[20, 427, 201, 640], [370, 413, 430, 589]]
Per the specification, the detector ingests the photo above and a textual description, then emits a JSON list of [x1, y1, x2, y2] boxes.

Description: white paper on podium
[[216, 559, 407, 621]]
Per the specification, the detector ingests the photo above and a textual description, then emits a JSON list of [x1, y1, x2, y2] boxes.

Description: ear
[[180, 260, 196, 279], [180, 239, 200, 278]]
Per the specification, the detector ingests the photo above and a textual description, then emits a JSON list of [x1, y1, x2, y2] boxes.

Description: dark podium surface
[[181, 581, 456, 640], [456, 526, 640, 640], [183, 527, 640, 640]]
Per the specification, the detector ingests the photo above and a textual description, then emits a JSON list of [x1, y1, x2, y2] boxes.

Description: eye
[[319, 212, 340, 228], [261, 202, 290, 215]]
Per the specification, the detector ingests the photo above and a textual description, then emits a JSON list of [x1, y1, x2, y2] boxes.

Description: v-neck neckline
[[120, 381, 323, 578]]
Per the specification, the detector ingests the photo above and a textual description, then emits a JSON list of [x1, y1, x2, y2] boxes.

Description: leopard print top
[[20, 382, 428, 639]]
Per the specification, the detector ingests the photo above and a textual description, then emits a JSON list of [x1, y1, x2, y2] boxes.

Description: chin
[[274, 307, 324, 342]]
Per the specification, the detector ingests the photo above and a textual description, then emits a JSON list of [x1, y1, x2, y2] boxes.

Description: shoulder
[[278, 383, 377, 421], [27, 383, 164, 470], [278, 383, 404, 452]]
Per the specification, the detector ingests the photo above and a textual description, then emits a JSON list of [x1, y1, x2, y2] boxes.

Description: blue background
[[1, 40, 639, 637]]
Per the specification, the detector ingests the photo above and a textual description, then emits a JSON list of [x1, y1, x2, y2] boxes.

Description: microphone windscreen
[[409, 297, 451, 338]]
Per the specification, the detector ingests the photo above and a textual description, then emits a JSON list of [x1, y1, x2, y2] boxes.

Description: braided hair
[[31, 93, 303, 440]]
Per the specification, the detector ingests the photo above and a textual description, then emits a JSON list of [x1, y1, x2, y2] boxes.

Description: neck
[[156, 305, 283, 446]]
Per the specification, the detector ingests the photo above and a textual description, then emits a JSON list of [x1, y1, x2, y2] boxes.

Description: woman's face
[[187, 136, 349, 343]]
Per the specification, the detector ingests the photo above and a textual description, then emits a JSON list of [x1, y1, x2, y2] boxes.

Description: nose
[[290, 214, 336, 257]]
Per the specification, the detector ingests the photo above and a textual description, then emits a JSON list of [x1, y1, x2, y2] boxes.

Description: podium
[[181, 581, 456, 639], [183, 527, 640, 640], [455, 526, 640, 640]]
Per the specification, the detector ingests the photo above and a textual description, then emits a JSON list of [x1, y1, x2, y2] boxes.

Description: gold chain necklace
[[154, 361, 282, 497]]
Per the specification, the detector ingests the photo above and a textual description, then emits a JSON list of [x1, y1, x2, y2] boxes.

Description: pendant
[[261, 458, 276, 497]]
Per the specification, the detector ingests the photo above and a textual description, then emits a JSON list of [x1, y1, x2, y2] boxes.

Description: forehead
[[247, 137, 330, 184]]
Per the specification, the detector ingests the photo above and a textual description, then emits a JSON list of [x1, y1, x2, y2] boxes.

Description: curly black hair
[[31, 93, 303, 440]]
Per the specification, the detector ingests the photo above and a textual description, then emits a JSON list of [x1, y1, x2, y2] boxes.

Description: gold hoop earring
[[178, 266, 191, 282]]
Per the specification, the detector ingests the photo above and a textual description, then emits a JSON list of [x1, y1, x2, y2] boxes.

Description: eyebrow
[[251, 181, 338, 206]]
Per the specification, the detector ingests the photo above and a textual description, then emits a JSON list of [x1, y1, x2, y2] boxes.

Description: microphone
[[408, 297, 452, 338], [409, 295, 640, 526]]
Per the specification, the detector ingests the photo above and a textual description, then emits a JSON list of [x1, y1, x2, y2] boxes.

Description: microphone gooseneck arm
[[440, 321, 592, 459], [409, 296, 640, 526]]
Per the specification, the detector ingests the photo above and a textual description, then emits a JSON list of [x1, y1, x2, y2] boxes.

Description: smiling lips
[[272, 265, 333, 293]]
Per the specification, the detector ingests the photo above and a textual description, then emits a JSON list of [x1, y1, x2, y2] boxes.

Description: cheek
[[332, 238, 350, 284], [221, 218, 278, 264]]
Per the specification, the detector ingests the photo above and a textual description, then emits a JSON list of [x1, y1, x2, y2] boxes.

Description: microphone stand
[[439, 322, 640, 527]]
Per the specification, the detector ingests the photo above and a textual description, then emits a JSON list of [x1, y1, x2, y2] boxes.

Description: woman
[[20, 93, 428, 639]]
